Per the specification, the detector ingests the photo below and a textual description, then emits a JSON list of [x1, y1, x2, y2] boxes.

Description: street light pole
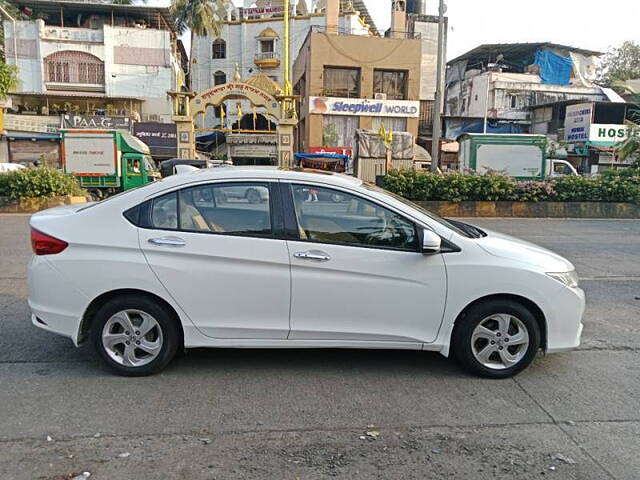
[[430, 0, 446, 172]]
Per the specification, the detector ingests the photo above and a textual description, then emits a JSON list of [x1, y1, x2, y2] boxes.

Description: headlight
[[547, 270, 579, 288]]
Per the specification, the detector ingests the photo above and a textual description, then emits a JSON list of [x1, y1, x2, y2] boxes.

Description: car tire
[[452, 299, 541, 379], [91, 295, 180, 377]]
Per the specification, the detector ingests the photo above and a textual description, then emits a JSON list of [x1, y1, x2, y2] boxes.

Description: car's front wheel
[[452, 299, 541, 378], [92, 295, 180, 376]]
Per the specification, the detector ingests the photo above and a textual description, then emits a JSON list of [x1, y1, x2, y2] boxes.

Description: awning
[[5, 132, 60, 141], [10, 92, 143, 100]]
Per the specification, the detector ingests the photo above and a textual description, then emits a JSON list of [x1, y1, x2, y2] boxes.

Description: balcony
[[44, 51, 105, 92], [254, 52, 280, 69], [41, 26, 104, 44]]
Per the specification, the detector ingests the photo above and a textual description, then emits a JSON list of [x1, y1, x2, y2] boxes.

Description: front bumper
[[545, 286, 585, 353]]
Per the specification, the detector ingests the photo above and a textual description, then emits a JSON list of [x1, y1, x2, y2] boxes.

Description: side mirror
[[422, 229, 442, 255]]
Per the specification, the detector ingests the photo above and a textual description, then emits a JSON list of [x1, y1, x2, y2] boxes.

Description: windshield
[[363, 183, 471, 237], [144, 157, 158, 173]]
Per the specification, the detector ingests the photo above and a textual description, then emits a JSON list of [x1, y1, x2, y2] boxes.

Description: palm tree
[[171, 0, 226, 79]]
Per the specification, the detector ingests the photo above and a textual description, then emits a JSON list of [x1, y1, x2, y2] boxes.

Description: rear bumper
[[28, 256, 87, 346]]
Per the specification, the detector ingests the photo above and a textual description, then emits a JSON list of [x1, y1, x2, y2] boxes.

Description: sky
[[365, 0, 640, 60]]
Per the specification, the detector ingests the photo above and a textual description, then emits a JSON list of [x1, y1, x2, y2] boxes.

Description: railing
[[4, 114, 61, 134], [41, 26, 104, 43], [255, 52, 280, 60]]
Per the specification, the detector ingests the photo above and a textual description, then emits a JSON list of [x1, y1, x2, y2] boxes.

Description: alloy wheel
[[101, 309, 163, 367], [470, 313, 530, 370]]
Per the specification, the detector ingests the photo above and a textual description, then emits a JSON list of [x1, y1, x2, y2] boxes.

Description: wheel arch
[[451, 293, 547, 351], [78, 289, 184, 347]]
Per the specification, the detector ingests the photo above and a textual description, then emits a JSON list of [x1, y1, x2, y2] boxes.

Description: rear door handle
[[148, 236, 186, 247], [293, 250, 331, 262]]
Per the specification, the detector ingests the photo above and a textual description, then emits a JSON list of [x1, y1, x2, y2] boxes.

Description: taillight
[[31, 228, 68, 255]]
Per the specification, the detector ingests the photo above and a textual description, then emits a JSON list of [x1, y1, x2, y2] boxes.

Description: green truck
[[61, 129, 159, 198], [458, 134, 578, 180]]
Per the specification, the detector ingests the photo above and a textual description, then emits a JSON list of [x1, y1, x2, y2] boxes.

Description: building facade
[[444, 43, 610, 139], [190, 0, 377, 132], [2, 0, 186, 164], [293, 28, 422, 154]]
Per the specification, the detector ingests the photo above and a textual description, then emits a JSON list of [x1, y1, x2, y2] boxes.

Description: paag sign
[[63, 114, 131, 131], [564, 103, 593, 142], [589, 124, 638, 144], [309, 97, 420, 118]]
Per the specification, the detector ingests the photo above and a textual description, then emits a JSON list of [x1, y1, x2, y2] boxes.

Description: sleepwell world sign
[[309, 97, 420, 118]]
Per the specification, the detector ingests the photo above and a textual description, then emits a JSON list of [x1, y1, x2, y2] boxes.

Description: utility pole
[[430, 0, 446, 172]]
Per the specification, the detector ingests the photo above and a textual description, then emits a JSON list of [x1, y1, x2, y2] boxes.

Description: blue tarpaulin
[[534, 49, 573, 85]]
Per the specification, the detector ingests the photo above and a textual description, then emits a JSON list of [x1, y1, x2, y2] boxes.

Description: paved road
[[1, 215, 639, 479]]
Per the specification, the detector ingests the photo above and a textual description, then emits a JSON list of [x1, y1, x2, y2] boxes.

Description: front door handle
[[148, 236, 186, 247], [293, 250, 331, 262]]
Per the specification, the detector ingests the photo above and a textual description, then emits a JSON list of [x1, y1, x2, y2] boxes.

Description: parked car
[[0, 162, 25, 173], [28, 168, 585, 378]]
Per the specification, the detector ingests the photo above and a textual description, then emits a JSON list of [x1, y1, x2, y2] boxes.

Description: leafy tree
[[599, 41, 640, 86], [171, 0, 225, 77], [0, 61, 18, 99], [618, 123, 640, 166]]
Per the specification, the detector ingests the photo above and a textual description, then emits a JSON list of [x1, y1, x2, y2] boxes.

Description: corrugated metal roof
[[449, 42, 603, 66], [11, 0, 175, 32]]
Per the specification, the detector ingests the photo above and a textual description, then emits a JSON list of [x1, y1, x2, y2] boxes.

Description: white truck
[[458, 134, 578, 180]]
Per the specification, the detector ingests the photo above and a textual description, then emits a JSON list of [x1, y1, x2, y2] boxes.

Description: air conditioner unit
[[374, 93, 387, 101]]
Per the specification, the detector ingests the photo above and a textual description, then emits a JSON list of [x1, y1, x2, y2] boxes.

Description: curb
[[0, 196, 89, 214], [415, 201, 640, 219]]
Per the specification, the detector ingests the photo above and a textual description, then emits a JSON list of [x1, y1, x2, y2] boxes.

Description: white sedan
[[28, 167, 585, 378]]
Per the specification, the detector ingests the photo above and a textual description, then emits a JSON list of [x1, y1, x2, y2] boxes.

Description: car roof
[[157, 166, 364, 190]]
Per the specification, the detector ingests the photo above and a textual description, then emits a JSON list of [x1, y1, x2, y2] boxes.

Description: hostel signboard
[[564, 103, 593, 142], [589, 124, 638, 145], [309, 97, 420, 118]]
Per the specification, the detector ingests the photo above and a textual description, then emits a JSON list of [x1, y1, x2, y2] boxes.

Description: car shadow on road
[[167, 347, 468, 378]]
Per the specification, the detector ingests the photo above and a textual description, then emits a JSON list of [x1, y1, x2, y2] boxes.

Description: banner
[[564, 103, 593, 142], [133, 122, 177, 159], [309, 97, 420, 118], [62, 114, 131, 131]]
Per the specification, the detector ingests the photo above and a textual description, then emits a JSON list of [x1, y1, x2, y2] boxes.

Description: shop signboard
[[133, 122, 177, 159], [589, 124, 638, 145], [62, 114, 131, 131], [309, 97, 420, 118], [564, 103, 593, 142]]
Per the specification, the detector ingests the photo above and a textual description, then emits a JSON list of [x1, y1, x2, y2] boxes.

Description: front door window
[[290, 184, 418, 251]]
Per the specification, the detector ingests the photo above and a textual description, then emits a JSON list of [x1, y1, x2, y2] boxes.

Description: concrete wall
[[295, 32, 422, 149]]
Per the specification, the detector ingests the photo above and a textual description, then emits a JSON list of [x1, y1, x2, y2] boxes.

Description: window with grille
[[212, 39, 226, 59], [373, 70, 408, 100], [323, 67, 360, 98], [214, 71, 226, 85], [44, 51, 104, 85]]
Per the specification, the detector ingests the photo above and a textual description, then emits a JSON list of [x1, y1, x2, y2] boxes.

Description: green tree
[[171, 0, 225, 75], [618, 123, 640, 167], [0, 61, 18, 99], [599, 41, 640, 86]]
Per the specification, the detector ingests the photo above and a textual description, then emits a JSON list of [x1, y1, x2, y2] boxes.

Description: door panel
[[286, 183, 447, 343], [139, 182, 290, 339]]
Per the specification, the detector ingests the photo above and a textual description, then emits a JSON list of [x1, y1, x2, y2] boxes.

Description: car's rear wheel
[[452, 299, 541, 379], [91, 295, 179, 376]]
